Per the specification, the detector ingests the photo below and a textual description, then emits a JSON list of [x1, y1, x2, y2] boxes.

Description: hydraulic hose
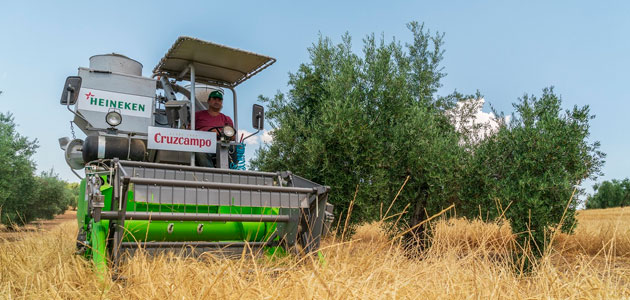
[[230, 144, 246, 170]]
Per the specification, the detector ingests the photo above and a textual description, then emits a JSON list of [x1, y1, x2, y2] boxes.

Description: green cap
[[208, 91, 223, 100]]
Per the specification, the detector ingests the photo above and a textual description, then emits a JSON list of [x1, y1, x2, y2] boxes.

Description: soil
[[0, 210, 76, 242]]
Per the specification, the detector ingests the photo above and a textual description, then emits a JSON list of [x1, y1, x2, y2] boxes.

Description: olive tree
[[459, 88, 604, 252], [0, 113, 75, 227], [0, 112, 39, 226], [251, 23, 604, 256], [586, 178, 630, 209], [251, 22, 471, 232]]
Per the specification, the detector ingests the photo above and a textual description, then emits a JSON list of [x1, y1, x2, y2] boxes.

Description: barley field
[[1, 207, 630, 299]]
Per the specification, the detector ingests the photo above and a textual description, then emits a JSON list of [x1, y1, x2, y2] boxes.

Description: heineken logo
[[85, 91, 146, 112], [76, 88, 153, 120]]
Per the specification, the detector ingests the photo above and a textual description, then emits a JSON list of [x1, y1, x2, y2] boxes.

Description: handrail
[[118, 160, 277, 177], [128, 177, 315, 193], [100, 211, 290, 222]]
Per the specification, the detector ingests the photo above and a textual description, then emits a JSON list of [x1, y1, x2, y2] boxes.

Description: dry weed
[[1, 208, 629, 299], [554, 207, 630, 257]]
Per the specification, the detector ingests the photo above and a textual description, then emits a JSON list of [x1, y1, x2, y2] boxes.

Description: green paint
[[78, 176, 284, 274], [77, 180, 87, 230], [91, 219, 110, 277], [123, 220, 269, 242], [317, 251, 327, 267]]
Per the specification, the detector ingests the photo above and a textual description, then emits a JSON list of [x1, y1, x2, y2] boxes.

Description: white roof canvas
[[153, 36, 276, 87]]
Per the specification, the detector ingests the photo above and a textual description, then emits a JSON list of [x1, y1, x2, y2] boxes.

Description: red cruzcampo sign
[[147, 126, 217, 153], [153, 133, 212, 148]]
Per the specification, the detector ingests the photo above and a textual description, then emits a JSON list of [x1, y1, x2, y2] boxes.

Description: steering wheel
[[207, 126, 224, 134], [207, 126, 236, 141]]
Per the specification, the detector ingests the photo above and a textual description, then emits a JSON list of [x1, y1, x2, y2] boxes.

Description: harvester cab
[[59, 37, 334, 272]]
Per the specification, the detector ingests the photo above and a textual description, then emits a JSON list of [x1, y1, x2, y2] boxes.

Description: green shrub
[[0, 112, 39, 226], [459, 88, 604, 252], [0, 113, 76, 227], [251, 23, 470, 229], [251, 23, 603, 255], [586, 178, 630, 209]]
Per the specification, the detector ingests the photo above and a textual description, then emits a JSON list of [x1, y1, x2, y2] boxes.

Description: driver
[[194, 90, 234, 167]]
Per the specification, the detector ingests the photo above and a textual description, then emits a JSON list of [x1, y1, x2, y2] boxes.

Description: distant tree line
[[0, 112, 78, 228], [586, 179, 630, 209], [251, 22, 604, 254]]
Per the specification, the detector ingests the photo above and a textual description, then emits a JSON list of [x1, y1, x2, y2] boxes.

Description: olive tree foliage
[[0, 112, 75, 227], [251, 23, 604, 254], [0, 112, 39, 226], [67, 182, 80, 210], [586, 178, 630, 209], [251, 22, 472, 228], [31, 169, 75, 219], [458, 88, 604, 250]]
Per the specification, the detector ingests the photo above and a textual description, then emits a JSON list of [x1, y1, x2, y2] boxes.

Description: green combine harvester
[[58, 37, 334, 273]]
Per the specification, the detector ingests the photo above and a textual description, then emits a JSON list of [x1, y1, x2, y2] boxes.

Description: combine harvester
[[58, 37, 334, 273]]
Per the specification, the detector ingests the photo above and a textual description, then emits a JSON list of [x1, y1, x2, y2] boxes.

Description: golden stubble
[[1, 207, 629, 299]]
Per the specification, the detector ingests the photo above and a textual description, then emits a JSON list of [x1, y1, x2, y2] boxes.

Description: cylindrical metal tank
[[89, 53, 143, 76], [122, 220, 272, 242], [82, 135, 146, 162]]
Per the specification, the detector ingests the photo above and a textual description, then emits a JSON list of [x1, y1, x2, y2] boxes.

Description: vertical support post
[[189, 63, 196, 166], [305, 191, 328, 252], [111, 163, 129, 273], [110, 160, 121, 269], [277, 207, 299, 247]]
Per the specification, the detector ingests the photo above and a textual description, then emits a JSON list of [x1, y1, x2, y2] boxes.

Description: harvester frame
[[60, 37, 333, 272]]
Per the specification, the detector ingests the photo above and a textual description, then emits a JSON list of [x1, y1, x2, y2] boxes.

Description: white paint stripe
[[97, 136, 106, 158]]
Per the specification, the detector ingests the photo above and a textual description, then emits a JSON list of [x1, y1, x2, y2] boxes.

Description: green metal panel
[[120, 187, 279, 242], [101, 181, 113, 210], [80, 173, 286, 276], [77, 179, 87, 230], [90, 219, 109, 275], [122, 220, 271, 242]]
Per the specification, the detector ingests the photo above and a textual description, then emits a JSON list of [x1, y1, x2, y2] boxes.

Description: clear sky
[[0, 1, 628, 200]]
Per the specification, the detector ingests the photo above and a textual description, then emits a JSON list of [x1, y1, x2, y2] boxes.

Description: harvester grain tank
[[58, 37, 334, 272]]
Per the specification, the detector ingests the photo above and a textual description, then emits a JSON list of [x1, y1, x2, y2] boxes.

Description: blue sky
[[0, 1, 628, 200]]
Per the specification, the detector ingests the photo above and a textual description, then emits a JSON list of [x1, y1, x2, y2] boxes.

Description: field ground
[[0, 210, 76, 242], [1, 207, 630, 299]]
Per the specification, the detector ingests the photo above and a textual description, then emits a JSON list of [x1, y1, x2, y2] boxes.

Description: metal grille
[[120, 161, 311, 209]]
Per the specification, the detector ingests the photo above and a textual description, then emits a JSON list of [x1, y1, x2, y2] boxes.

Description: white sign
[[77, 88, 153, 118], [147, 127, 217, 153]]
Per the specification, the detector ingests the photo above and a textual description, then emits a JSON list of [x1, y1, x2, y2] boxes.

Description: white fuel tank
[[89, 54, 143, 76], [73, 54, 156, 135]]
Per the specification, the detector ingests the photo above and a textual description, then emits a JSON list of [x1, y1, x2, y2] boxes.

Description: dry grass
[[1, 208, 630, 299], [554, 207, 630, 257], [0, 210, 76, 242]]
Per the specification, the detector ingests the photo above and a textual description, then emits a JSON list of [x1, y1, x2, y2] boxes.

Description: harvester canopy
[[153, 36, 276, 88]]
